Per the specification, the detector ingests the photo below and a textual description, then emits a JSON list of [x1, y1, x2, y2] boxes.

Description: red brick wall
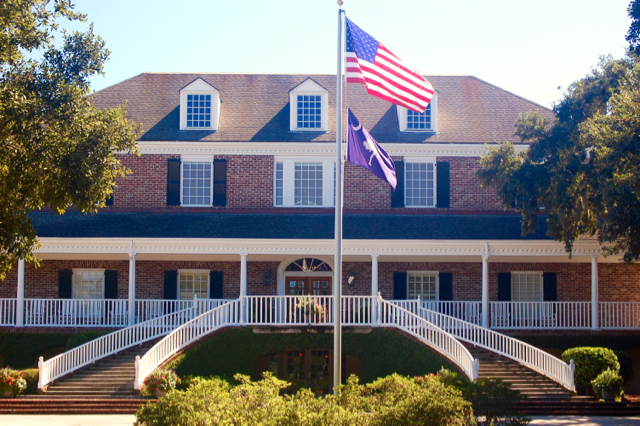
[[439, 157, 502, 210], [343, 163, 391, 209]]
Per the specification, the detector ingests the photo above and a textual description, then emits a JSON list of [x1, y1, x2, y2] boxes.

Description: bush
[[140, 369, 181, 396], [135, 373, 474, 426], [613, 350, 634, 383], [0, 333, 68, 369], [591, 368, 624, 401], [437, 368, 529, 425], [65, 331, 108, 351], [0, 367, 27, 397], [562, 347, 620, 393], [20, 368, 39, 395]]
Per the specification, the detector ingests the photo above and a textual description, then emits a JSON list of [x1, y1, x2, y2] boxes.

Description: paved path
[[1, 414, 640, 425]]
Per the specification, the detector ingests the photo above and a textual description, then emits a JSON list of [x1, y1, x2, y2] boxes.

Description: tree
[[0, 0, 139, 278], [477, 54, 640, 262], [626, 0, 640, 56]]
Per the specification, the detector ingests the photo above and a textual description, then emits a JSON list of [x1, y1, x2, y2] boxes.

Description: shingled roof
[[30, 211, 549, 240], [92, 73, 554, 144]]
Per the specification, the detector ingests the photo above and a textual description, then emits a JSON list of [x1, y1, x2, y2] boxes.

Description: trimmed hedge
[[562, 347, 620, 393], [20, 368, 39, 395], [0, 333, 69, 369], [65, 331, 108, 351], [516, 335, 640, 351], [166, 328, 456, 383]]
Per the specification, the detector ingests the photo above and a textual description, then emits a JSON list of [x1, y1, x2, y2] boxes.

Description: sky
[[60, 0, 632, 109]]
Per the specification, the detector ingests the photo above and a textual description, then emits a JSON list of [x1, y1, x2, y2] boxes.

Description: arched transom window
[[285, 258, 332, 272]]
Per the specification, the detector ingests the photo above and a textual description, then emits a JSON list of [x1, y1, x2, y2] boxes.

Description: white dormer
[[289, 78, 328, 132], [180, 78, 221, 131], [397, 94, 438, 133]]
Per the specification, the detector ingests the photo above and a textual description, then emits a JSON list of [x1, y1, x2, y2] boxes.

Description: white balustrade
[[417, 306, 575, 391], [600, 302, 640, 329], [135, 299, 233, 323], [389, 300, 420, 314], [39, 306, 197, 389], [490, 302, 592, 329], [379, 297, 478, 381], [0, 298, 16, 326], [342, 296, 376, 325], [135, 300, 241, 389], [244, 296, 334, 326], [422, 301, 483, 326], [24, 299, 129, 327]]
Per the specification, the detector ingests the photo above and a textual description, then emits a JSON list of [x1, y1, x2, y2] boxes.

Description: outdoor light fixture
[[347, 271, 356, 286], [263, 271, 272, 286]]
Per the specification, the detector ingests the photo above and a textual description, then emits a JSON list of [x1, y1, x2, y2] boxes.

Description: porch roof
[[29, 211, 550, 241]]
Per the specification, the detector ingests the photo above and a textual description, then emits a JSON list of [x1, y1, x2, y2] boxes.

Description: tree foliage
[[0, 0, 139, 277], [477, 55, 640, 262]]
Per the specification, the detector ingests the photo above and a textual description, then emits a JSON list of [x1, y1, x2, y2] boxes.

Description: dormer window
[[398, 94, 437, 132], [180, 78, 220, 131], [289, 78, 328, 132]]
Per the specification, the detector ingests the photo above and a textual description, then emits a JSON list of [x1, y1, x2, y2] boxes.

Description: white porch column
[[16, 259, 24, 327], [591, 255, 599, 331], [128, 253, 136, 326], [481, 254, 489, 328], [240, 253, 248, 297], [371, 255, 379, 296]]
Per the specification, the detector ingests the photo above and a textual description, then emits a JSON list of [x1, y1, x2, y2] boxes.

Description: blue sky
[[63, 0, 630, 108]]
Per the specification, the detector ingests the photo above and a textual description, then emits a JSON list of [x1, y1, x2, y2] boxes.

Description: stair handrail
[[38, 305, 197, 389], [416, 304, 575, 391], [134, 299, 241, 390], [378, 295, 479, 381]]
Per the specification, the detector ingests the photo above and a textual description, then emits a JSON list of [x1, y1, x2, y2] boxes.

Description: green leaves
[[0, 1, 139, 278]]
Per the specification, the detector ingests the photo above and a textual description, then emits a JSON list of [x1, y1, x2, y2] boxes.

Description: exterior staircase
[[0, 396, 153, 414], [44, 340, 157, 397], [465, 344, 571, 398]]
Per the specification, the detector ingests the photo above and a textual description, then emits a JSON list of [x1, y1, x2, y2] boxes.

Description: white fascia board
[[36, 237, 606, 259], [133, 142, 530, 158]]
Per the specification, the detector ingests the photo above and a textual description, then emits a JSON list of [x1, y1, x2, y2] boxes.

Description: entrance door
[[286, 277, 332, 295]]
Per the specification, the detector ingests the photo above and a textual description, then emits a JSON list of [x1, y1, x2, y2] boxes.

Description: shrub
[[591, 368, 625, 401], [140, 369, 181, 396], [437, 368, 529, 425], [65, 331, 108, 351], [20, 368, 39, 395], [613, 350, 634, 383], [0, 367, 27, 397], [562, 347, 620, 393]]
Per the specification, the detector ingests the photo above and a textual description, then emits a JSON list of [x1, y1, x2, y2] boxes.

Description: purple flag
[[347, 108, 397, 191]]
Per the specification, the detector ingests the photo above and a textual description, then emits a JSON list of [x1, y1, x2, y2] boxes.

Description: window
[[73, 269, 104, 299], [182, 160, 212, 206], [179, 78, 221, 131], [178, 270, 209, 300], [397, 95, 437, 132], [274, 159, 335, 207], [289, 78, 328, 131], [405, 162, 435, 207], [511, 272, 543, 301], [407, 272, 438, 300]]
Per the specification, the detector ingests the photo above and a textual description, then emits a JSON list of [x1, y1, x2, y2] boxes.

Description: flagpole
[[333, 2, 345, 395]]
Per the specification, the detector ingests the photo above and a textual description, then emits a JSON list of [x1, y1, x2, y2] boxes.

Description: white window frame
[[72, 269, 105, 300], [177, 269, 210, 300], [179, 78, 221, 131], [397, 94, 438, 133], [403, 157, 437, 208], [511, 271, 544, 302], [273, 157, 335, 207], [407, 271, 439, 301], [289, 79, 329, 132], [180, 155, 214, 207]]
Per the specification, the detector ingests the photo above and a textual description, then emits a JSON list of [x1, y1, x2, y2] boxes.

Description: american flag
[[345, 17, 434, 113]]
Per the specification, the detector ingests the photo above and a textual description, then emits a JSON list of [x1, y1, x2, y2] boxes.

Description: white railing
[[0, 298, 16, 326], [135, 300, 241, 389], [244, 296, 333, 326], [417, 306, 575, 391], [342, 296, 377, 325], [25, 299, 129, 327], [490, 302, 591, 330], [38, 306, 196, 389], [379, 297, 478, 381], [600, 302, 640, 329], [135, 299, 232, 323], [422, 301, 483, 326]]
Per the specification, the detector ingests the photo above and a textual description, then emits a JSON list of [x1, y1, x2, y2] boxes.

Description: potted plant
[[141, 369, 181, 397], [0, 367, 27, 398], [296, 298, 326, 322], [591, 368, 625, 401]]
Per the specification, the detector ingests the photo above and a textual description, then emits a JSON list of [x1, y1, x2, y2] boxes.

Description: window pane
[[294, 162, 323, 206], [182, 162, 212, 206], [178, 271, 209, 300], [296, 95, 322, 129], [406, 104, 431, 130], [73, 270, 104, 299], [407, 272, 437, 300], [405, 163, 434, 207], [186, 94, 212, 128]]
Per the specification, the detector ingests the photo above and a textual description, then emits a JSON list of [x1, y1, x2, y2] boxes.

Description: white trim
[[72, 269, 105, 299], [177, 269, 210, 300], [179, 78, 221, 131], [289, 79, 328, 132], [133, 141, 530, 157]]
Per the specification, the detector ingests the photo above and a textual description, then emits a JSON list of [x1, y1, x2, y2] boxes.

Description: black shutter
[[497, 272, 511, 301], [543, 272, 558, 301], [393, 272, 407, 300], [163, 270, 178, 300], [104, 270, 118, 299], [105, 194, 114, 206], [436, 161, 450, 208], [58, 270, 72, 299], [167, 159, 181, 206], [213, 159, 227, 207], [439, 273, 453, 301], [210, 271, 224, 299], [391, 160, 405, 208]]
